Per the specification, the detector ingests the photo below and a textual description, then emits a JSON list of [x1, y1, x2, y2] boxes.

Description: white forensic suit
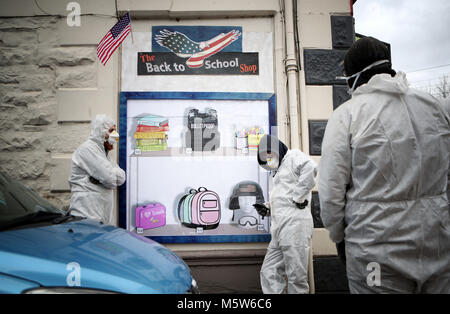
[[260, 148, 317, 294], [318, 72, 450, 293], [69, 115, 126, 225]]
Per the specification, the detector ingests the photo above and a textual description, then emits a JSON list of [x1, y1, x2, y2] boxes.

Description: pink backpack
[[135, 203, 166, 230], [177, 187, 221, 229]]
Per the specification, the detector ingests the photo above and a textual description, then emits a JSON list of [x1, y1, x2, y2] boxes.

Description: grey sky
[[353, 0, 450, 93]]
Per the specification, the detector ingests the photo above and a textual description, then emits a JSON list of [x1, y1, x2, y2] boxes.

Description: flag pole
[[128, 10, 134, 45]]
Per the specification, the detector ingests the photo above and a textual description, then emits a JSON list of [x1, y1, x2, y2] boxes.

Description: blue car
[[0, 172, 199, 294]]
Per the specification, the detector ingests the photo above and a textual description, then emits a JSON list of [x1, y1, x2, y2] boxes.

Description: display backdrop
[[121, 27, 273, 92], [119, 92, 276, 243], [120, 24, 275, 243]]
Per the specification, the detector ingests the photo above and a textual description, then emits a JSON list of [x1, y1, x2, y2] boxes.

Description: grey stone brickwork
[[303, 49, 347, 85], [331, 15, 354, 110], [308, 120, 327, 156], [333, 85, 351, 110], [0, 16, 97, 208], [331, 15, 355, 49]]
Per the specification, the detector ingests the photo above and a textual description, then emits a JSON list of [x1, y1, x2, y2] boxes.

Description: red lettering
[[240, 64, 258, 73], [140, 54, 156, 63]]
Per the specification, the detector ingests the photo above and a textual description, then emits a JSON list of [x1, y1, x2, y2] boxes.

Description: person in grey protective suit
[[69, 114, 126, 225], [255, 134, 317, 294], [318, 36, 450, 293]]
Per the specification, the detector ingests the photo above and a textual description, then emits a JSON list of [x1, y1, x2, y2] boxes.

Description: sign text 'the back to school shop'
[[137, 52, 259, 75]]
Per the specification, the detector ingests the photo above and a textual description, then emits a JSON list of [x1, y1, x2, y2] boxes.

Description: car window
[[0, 173, 63, 224]]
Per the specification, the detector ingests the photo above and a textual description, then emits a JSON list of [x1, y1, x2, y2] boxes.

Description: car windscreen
[[0, 173, 64, 226]]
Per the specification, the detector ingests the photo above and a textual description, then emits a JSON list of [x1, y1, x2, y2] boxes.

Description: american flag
[[97, 13, 131, 66], [156, 29, 240, 68]]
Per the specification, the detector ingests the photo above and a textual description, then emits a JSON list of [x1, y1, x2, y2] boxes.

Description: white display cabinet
[[118, 92, 276, 243]]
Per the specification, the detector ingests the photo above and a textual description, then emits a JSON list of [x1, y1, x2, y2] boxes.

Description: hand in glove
[[89, 176, 101, 185], [293, 199, 308, 209], [253, 203, 270, 218]]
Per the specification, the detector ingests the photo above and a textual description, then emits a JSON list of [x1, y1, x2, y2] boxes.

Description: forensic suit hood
[[257, 135, 288, 170], [343, 36, 396, 92], [69, 115, 126, 225], [318, 71, 450, 293]]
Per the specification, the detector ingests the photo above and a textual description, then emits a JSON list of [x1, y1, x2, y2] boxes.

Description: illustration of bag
[[187, 109, 220, 151], [135, 203, 166, 230], [177, 187, 221, 229]]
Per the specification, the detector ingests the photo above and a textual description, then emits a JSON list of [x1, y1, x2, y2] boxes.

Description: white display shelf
[[130, 147, 257, 158]]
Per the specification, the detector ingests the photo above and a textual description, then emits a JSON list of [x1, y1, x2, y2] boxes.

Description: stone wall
[[0, 16, 100, 208]]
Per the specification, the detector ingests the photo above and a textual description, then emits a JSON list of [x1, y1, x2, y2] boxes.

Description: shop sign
[[137, 52, 259, 75], [137, 25, 259, 75]]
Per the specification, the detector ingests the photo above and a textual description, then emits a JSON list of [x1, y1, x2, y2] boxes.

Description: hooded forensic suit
[[258, 135, 317, 294], [318, 37, 450, 293], [69, 115, 126, 225]]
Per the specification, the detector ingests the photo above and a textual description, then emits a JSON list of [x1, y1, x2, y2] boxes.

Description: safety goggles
[[238, 216, 258, 227]]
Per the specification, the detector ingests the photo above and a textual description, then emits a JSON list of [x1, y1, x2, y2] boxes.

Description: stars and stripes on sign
[[97, 12, 131, 66], [155, 30, 202, 57], [155, 29, 241, 68], [186, 30, 240, 68]]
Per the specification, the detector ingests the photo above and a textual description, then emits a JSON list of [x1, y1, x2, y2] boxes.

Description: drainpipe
[[274, 10, 290, 145], [283, 0, 301, 149]]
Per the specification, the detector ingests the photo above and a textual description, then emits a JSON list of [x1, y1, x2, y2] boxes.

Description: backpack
[[187, 109, 220, 151], [177, 187, 221, 229], [135, 203, 166, 230]]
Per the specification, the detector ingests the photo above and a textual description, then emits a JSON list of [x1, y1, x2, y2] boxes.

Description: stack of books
[[134, 115, 169, 151]]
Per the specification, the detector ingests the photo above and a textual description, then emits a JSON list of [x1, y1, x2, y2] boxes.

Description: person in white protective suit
[[255, 134, 317, 294], [69, 114, 126, 225], [318, 37, 450, 293]]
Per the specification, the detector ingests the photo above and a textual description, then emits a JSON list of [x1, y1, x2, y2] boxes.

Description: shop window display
[[119, 92, 276, 243]]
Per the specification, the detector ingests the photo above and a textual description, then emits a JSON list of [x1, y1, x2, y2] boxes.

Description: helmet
[[229, 181, 265, 210]]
